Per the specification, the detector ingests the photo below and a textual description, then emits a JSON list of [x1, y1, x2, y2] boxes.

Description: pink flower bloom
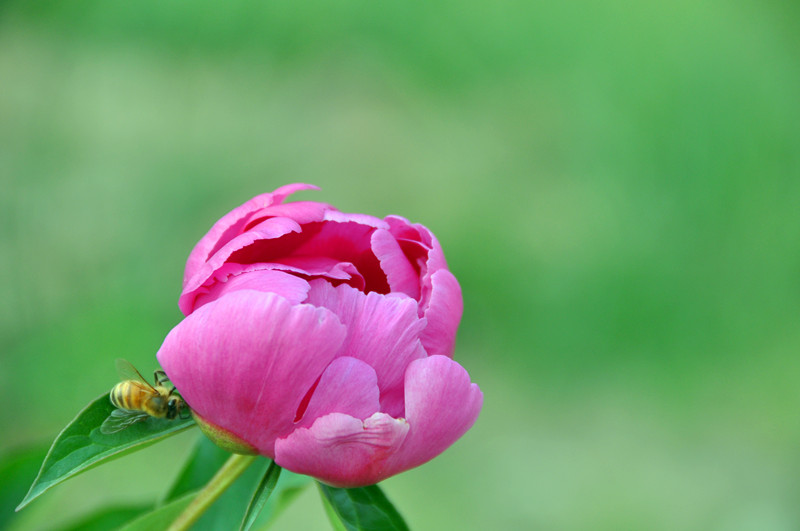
[[157, 183, 482, 487]]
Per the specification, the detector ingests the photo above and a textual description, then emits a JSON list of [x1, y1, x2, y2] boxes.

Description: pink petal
[[384, 215, 423, 241], [305, 280, 427, 418], [371, 229, 421, 299], [274, 412, 410, 487], [185, 217, 394, 314], [275, 257, 365, 291], [157, 290, 347, 457], [296, 357, 380, 429], [384, 216, 453, 319], [287, 221, 389, 294], [383, 217, 429, 277], [181, 216, 305, 313], [384, 355, 482, 475], [324, 209, 389, 229], [270, 183, 322, 205], [413, 224, 450, 316], [183, 183, 319, 289], [246, 200, 333, 228], [418, 270, 462, 358], [275, 356, 481, 486], [190, 265, 311, 310], [216, 220, 390, 295]]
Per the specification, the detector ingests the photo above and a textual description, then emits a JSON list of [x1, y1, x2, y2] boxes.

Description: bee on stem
[[100, 358, 189, 434]]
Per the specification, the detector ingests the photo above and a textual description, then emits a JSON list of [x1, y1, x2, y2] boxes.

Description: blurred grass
[[1, 0, 799, 529]]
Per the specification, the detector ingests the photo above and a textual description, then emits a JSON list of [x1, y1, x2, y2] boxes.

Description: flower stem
[[167, 453, 257, 531]]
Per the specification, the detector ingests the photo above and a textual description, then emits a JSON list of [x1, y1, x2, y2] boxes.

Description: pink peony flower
[[156, 183, 482, 487]]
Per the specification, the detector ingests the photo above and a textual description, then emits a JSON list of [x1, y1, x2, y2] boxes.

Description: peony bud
[[157, 184, 482, 487]]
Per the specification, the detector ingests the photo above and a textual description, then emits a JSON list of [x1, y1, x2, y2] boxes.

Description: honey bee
[[100, 358, 188, 434]]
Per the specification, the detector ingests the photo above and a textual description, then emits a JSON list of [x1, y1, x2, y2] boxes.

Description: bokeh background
[[2, 0, 799, 529]]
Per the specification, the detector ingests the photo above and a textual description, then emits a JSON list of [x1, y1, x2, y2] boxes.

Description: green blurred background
[[2, 0, 799, 529]]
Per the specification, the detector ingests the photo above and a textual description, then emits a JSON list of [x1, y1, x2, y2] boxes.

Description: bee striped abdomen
[[110, 381, 150, 411]]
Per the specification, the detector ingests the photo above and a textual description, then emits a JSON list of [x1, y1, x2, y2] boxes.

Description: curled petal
[[413, 222, 449, 274], [419, 270, 462, 358], [190, 264, 311, 309], [275, 257, 365, 291], [371, 229, 420, 299], [157, 290, 347, 456], [288, 221, 389, 294], [385, 355, 482, 475], [248, 200, 333, 227], [297, 357, 381, 429], [324, 209, 389, 229], [384, 216, 452, 319], [183, 183, 319, 288], [269, 183, 323, 207], [275, 412, 410, 487], [306, 281, 426, 418], [384, 215, 423, 242], [383, 216, 429, 279], [181, 216, 304, 314], [414, 224, 450, 317]]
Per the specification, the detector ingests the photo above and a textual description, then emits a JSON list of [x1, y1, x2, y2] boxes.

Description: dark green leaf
[[117, 492, 197, 531], [321, 494, 348, 531], [240, 460, 281, 531], [318, 483, 409, 531], [55, 504, 150, 531], [16, 393, 195, 510]]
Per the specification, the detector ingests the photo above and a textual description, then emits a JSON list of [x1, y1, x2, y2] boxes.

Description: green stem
[[167, 453, 257, 531]]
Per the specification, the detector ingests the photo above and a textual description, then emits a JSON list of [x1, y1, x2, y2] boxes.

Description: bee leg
[[154, 370, 170, 386]]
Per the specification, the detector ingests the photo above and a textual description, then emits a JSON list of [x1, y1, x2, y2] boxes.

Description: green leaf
[[161, 435, 311, 530], [240, 460, 281, 531], [16, 393, 195, 511], [55, 505, 150, 531], [116, 492, 197, 531], [317, 483, 409, 531], [320, 493, 348, 531]]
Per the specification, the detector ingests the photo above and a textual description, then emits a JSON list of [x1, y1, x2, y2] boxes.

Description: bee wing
[[115, 358, 156, 391], [100, 408, 150, 434]]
